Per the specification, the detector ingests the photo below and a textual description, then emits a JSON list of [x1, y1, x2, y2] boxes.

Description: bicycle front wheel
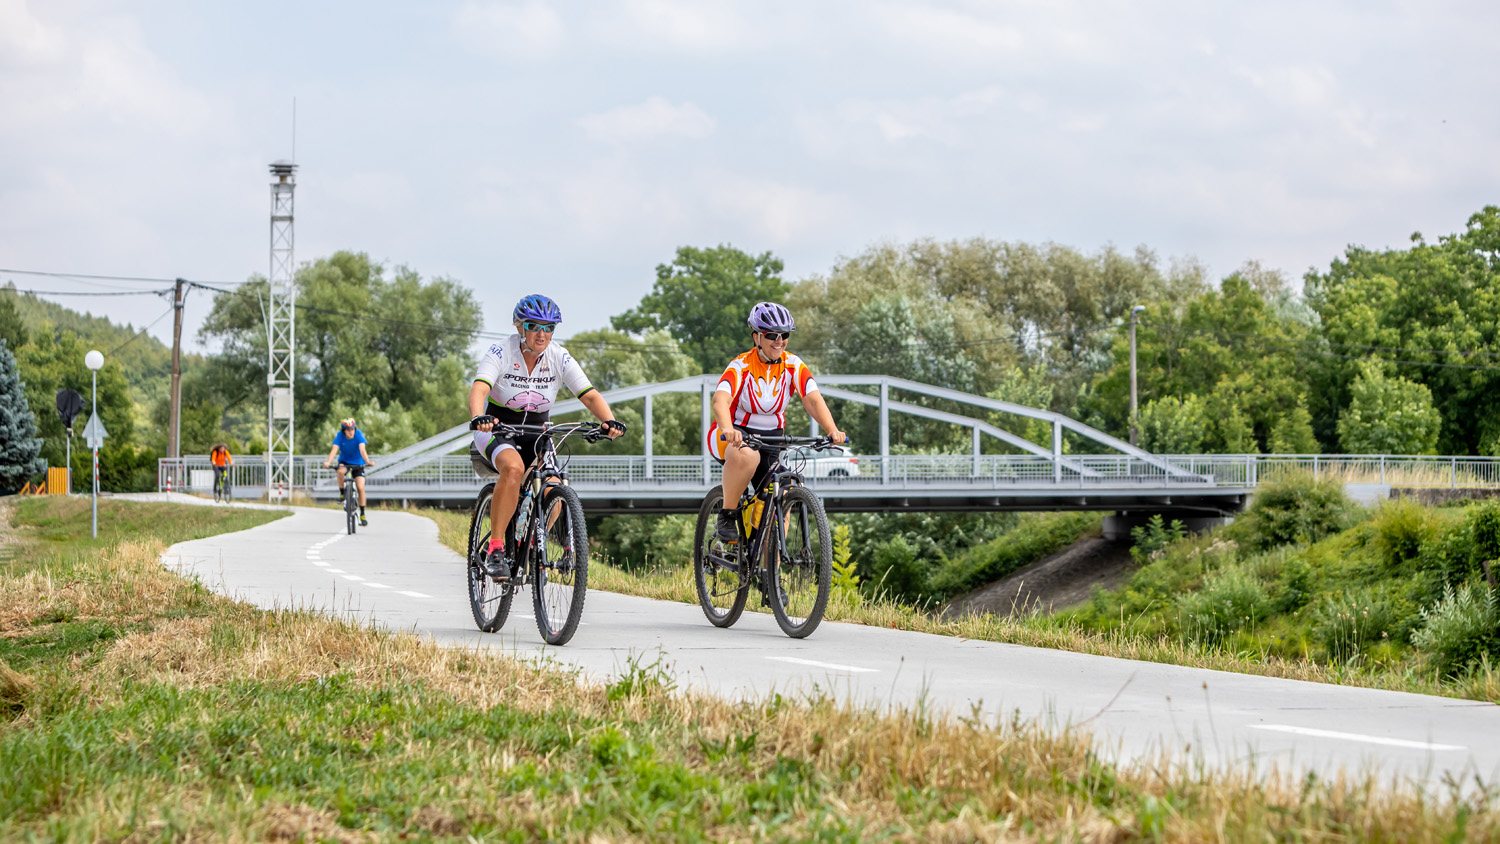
[[692, 486, 748, 627], [346, 494, 357, 535], [767, 485, 832, 639], [532, 483, 588, 645], [467, 484, 514, 632]]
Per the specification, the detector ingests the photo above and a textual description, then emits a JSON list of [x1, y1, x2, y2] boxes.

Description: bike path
[[161, 503, 1500, 790]]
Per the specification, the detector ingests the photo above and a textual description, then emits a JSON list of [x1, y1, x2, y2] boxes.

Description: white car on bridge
[[782, 444, 861, 478]]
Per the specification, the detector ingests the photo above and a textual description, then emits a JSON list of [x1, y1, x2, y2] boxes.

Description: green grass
[[4, 497, 1498, 840], [415, 479, 1500, 705]]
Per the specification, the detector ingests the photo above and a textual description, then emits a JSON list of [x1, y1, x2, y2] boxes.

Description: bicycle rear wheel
[[467, 484, 514, 632], [345, 492, 357, 534], [692, 487, 748, 627], [532, 483, 588, 645], [767, 485, 832, 639]]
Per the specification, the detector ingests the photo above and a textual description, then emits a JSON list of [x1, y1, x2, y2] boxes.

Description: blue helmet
[[513, 294, 562, 324]]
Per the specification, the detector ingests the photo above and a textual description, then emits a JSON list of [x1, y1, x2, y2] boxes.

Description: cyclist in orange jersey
[[708, 301, 846, 543]]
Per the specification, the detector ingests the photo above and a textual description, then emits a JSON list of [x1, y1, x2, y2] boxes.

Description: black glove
[[469, 414, 496, 431], [602, 419, 627, 435]]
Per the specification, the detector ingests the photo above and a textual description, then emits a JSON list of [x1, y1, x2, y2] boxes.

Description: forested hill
[[3, 285, 180, 408]]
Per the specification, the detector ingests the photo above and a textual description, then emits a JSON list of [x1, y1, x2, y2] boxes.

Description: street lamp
[[85, 349, 103, 538], [1129, 305, 1145, 448]]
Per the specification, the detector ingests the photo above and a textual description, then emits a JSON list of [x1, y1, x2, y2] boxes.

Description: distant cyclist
[[322, 417, 374, 527], [209, 442, 233, 500], [709, 302, 846, 543], [469, 294, 626, 580]]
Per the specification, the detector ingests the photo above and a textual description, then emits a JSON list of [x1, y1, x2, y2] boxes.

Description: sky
[[2, 0, 1497, 354]]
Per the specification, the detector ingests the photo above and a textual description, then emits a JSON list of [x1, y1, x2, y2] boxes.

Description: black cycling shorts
[[338, 462, 366, 478]]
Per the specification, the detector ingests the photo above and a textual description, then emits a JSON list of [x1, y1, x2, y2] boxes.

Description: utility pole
[[167, 278, 187, 459], [267, 161, 297, 500], [1129, 304, 1145, 447]]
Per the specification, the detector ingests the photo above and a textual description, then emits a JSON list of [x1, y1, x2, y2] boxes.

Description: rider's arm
[[712, 390, 744, 445], [800, 390, 846, 445], [358, 442, 371, 465], [577, 390, 622, 437], [468, 380, 492, 418]]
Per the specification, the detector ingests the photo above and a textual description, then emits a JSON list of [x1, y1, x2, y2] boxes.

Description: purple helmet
[[514, 294, 562, 323], [747, 301, 795, 333]]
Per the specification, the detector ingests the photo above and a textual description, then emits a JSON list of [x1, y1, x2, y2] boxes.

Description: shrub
[[1368, 498, 1440, 573], [927, 512, 1099, 600], [1175, 567, 1271, 647], [1129, 515, 1187, 564], [1411, 583, 1500, 677], [863, 536, 928, 605], [830, 523, 861, 603], [1310, 586, 1416, 664], [1228, 472, 1357, 551]]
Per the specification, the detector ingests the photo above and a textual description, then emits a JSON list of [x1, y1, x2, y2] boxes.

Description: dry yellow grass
[[5, 522, 1498, 841]]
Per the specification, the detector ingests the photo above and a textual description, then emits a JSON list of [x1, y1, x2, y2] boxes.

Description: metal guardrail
[[158, 452, 1500, 501]]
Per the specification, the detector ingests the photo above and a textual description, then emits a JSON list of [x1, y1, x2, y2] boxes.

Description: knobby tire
[[692, 486, 748, 627], [532, 483, 588, 645], [467, 483, 514, 632], [767, 484, 832, 639]]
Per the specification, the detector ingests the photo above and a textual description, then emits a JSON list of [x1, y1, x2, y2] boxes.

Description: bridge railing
[[158, 453, 1500, 499]]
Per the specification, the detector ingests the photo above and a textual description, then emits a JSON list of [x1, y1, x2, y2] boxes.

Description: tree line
[[6, 205, 1500, 492]]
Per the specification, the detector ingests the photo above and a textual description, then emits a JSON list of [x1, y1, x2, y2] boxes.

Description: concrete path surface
[[161, 503, 1500, 790]]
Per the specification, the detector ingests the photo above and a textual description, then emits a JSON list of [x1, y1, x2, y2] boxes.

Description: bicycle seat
[[468, 444, 499, 480]]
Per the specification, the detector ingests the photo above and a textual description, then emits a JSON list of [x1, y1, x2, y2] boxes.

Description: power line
[[0, 267, 253, 285], [109, 306, 176, 355], [2, 285, 173, 297]]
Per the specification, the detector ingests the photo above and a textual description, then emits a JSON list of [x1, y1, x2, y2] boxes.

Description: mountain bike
[[212, 467, 229, 503], [692, 434, 835, 639], [466, 421, 609, 645], [337, 462, 371, 535]]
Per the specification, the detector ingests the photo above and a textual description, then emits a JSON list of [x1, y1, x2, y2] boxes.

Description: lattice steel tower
[[266, 160, 297, 499]]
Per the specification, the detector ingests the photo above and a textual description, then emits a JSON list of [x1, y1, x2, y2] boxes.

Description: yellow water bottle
[[743, 496, 765, 537]]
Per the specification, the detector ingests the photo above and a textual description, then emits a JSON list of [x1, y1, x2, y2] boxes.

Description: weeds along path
[[162, 506, 1500, 790]]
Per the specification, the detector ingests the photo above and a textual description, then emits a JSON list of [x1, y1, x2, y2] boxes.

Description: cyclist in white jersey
[[468, 294, 625, 580]]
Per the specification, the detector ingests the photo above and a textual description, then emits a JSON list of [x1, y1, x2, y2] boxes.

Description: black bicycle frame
[[706, 434, 832, 579]]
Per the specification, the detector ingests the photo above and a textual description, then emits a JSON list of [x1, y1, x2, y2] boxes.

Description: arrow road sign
[[81, 414, 109, 449]]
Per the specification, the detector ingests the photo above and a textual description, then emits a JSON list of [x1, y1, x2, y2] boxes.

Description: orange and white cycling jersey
[[706, 350, 818, 457]]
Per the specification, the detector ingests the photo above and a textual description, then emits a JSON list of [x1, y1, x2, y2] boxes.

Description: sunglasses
[[759, 331, 792, 341], [522, 321, 556, 333]]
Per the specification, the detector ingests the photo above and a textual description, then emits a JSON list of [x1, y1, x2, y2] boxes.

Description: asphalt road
[[160, 499, 1500, 789]]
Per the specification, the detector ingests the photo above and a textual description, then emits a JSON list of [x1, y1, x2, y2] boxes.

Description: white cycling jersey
[[473, 334, 593, 419]]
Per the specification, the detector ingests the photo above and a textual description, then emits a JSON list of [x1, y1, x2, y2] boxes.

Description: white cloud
[[577, 97, 716, 143], [872, 3, 1022, 56], [452, 0, 565, 60]]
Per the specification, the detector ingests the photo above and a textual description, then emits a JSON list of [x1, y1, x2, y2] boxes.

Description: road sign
[[81, 414, 108, 449]]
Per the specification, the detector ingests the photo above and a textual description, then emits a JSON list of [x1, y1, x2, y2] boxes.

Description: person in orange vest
[[210, 442, 233, 501]]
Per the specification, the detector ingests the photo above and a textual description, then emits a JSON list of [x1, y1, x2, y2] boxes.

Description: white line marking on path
[[767, 656, 879, 674], [399, 591, 430, 598], [1250, 725, 1465, 751], [342, 575, 365, 582], [367, 583, 390, 589], [325, 568, 345, 574], [312, 561, 328, 567]]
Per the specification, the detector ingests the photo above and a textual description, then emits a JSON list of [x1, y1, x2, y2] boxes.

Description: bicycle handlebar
[[738, 433, 841, 451]]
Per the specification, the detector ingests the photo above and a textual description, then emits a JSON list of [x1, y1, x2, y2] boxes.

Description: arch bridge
[[161, 376, 1282, 524]]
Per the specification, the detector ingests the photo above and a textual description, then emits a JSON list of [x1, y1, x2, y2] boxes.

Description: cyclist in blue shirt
[[322, 417, 375, 526]]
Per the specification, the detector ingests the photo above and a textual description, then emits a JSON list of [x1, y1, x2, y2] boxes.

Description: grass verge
[[5, 497, 1498, 840], [420, 503, 1500, 704]]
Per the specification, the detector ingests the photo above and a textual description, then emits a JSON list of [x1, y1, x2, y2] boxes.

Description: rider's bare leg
[[489, 448, 525, 547], [721, 443, 759, 508], [336, 465, 347, 497]]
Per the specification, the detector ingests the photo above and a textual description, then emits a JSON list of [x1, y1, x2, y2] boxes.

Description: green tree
[[1336, 361, 1442, 454], [1139, 395, 1208, 453], [199, 251, 481, 451], [1306, 207, 1500, 454], [13, 330, 151, 491], [1269, 399, 1319, 454], [612, 245, 788, 373], [1090, 270, 1318, 452], [560, 328, 700, 455], [0, 340, 45, 491], [0, 292, 28, 351]]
